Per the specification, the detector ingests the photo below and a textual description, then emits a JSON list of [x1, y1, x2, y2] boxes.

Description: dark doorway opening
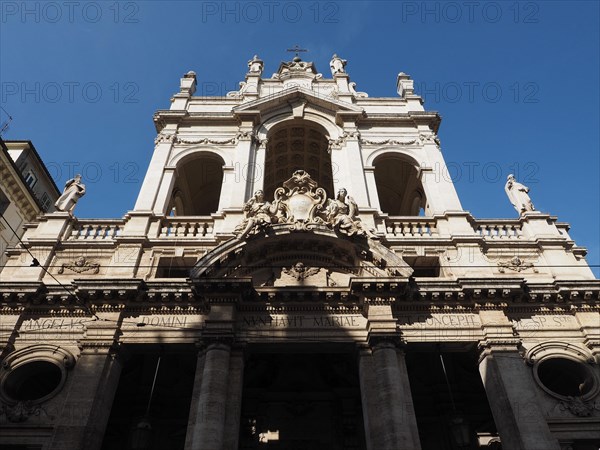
[[101, 345, 196, 450], [406, 344, 499, 450], [239, 348, 366, 450]]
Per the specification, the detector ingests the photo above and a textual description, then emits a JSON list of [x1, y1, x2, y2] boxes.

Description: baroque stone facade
[[0, 55, 599, 450]]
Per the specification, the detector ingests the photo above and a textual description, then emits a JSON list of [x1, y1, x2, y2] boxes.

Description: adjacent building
[[0, 55, 599, 450], [0, 139, 60, 269]]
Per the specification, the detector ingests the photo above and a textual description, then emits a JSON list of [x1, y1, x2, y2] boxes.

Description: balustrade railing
[[475, 220, 523, 239], [68, 220, 124, 240], [159, 217, 214, 238], [385, 217, 438, 237]]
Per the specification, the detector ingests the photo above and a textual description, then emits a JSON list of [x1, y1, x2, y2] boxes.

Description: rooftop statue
[[330, 54, 347, 76], [247, 55, 264, 75], [505, 174, 535, 216], [54, 174, 86, 214]]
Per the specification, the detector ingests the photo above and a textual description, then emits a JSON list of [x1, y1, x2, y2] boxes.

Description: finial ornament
[[54, 174, 86, 214], [505, 174, 535, 216], [330, 54, 347, 76], [247, 55, 264, 75]]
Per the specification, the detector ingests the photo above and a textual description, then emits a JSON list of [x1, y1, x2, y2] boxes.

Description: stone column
[[187, 341, 232, 450], [48, 344, 123, 450], [185, 348, 206, 450], [479, 345, 561, 450], [478, 310, 560, 450], [358, 346, 383, 450], [370, 340, 421, 450], [223, 347, 245, 450]]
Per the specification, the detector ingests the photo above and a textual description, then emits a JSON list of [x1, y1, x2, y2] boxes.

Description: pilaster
[[48, 313, 123, 450]]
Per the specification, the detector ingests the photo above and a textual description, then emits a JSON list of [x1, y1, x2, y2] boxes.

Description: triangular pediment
[[232, 86, 365, 120]]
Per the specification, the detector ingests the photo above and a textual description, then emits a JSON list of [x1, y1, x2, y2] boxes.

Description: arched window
[[264, 121, 333, 199], [169, 153, 224, 216], [374, 155, 425, 216]]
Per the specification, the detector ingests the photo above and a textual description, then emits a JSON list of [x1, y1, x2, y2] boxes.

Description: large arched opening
[[263, 121, 333, 199], [373, 154, 425, 216], [168, 152, 224, 216]]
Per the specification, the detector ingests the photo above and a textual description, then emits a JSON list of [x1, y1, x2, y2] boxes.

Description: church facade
[[0, 54, 599, 450]]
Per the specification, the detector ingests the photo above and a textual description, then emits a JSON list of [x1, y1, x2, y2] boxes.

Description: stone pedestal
[[479, 347, 560, 450]]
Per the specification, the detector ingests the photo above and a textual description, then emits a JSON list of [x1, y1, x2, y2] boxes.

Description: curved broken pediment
[[190, 225, 412, 290]]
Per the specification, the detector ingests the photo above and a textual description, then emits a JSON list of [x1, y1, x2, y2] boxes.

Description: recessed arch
[[257, 111, 342, 144], [168, 151, 225, 216], [373, 152, 425, 216], [263, 120, 334, 199]]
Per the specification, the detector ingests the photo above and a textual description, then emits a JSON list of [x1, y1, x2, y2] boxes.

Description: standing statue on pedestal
[[329, 54, 347, 76], [234, 190, 279, 239], [326, 188, 377, 238], [505, 174, 535, 216], [247, 55, 264, 75], [54, 174, 86, 214]]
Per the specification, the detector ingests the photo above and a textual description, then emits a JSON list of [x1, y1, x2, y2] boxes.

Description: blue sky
[[1, 1, 598, 275]]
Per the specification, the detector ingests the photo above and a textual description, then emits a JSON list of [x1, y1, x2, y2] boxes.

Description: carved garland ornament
[[155, 130, 261, 146], [360, 133, 440, 147], [57, 256, 100, 275], [497, 256, 537, 273]]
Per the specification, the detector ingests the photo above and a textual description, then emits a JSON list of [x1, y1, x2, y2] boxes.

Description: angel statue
[[505, 174, 535, 216], [326, 188, 377, 239], [234, 190, 279, 239]]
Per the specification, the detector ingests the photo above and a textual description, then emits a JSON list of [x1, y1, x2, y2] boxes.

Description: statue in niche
[[329, 54, 347, 76], [54, 174, 86, 213], [247, 55, 263, 75], [234, 190, 279, 239], [326, 188, 378, 239], [505, 174, 535, 216]]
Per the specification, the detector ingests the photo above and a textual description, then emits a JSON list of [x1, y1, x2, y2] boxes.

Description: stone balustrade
[[385, 217, 438, 237], [158, 216, 214, 238], [68, 219, 124, 241], [474, 220, 523, 239]]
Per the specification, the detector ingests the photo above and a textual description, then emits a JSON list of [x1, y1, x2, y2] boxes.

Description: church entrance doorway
[[238, 345, 367, 450]]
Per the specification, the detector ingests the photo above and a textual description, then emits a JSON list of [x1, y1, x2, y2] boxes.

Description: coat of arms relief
[[234, 170, 377, 240]]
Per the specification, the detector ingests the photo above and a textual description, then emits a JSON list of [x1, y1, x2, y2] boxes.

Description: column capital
[[367, 334, 405, 351], [477, 339, 523, 363], [195, 337, 234, 352]]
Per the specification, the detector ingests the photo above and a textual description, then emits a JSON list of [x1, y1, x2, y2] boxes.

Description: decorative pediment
[[232, 86, 364, 121], [190, 226, 413, 294]]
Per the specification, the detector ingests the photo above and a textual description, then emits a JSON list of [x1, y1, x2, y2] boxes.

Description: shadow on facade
[[101, 344, 196, 450]]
